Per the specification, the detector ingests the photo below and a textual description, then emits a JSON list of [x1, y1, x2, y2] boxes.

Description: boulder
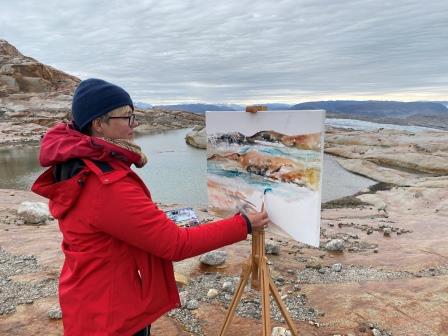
[[357, 194, 387, 211], [305, 257, 322, 269], [265, 240, 280, 255], [17, 201, 51, 224], [325, 239, 345, 252], [185, 126, 206, 149]]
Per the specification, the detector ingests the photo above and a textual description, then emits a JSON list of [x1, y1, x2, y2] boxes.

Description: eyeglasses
[[107, 114, 136, 126]]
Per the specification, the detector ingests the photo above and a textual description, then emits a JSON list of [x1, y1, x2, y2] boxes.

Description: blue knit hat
[[71, 78, 134, 131]]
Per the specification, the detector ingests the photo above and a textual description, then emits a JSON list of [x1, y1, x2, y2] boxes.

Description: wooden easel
[[219, 105, 298, 335], [219, 225, 298, 336]]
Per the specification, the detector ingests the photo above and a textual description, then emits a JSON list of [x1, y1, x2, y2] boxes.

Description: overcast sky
[[1, 0, 447, 104]]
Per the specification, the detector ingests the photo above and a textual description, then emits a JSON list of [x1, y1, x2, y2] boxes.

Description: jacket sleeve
[[91, 176, 248, 261]]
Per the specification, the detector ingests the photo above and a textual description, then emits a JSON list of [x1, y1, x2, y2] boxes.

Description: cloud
[[1, 0, 447, 103]]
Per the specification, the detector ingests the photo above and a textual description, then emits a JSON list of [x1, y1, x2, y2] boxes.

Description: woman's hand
[[246, 210, 270, 231]]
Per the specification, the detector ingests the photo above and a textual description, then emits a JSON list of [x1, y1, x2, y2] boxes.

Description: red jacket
[[32, 123, 248, 336]]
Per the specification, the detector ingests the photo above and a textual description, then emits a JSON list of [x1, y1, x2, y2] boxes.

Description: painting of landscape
[[207, 111, 325, 247]]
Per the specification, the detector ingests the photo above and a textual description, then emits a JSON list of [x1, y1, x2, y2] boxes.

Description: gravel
[[0, 248, 57, 315], [167, 272, 320, 334], [296, 264, 448, 284]]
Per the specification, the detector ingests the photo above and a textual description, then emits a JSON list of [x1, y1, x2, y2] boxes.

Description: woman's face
[[93, 105, 138, 140]]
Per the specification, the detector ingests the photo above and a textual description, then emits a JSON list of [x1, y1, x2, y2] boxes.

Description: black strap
[[54, 159, 113, 182]]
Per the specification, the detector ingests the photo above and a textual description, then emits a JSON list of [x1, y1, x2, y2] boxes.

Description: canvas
[[206, 110, 325, 247]]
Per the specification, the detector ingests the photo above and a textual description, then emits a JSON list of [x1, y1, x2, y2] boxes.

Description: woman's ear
[[91, 118, 103, 136]]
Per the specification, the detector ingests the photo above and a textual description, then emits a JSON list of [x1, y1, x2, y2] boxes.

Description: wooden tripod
[[219, 228, 298, 336]]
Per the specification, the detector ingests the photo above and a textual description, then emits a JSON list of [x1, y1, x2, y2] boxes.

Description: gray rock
[[325, 239, 345, 252], [48, 306, 62, 320], [17, 201, 51, 224], [372, 329, 382, 336], [186, 299, 199, 310], [222, 281, 234, 293], [331, 263, 343, 272], [179, 291, 189, 307], [305, 257, 322, 269], [265, 240, 280, 255], [383, 228, 391, 236], [199, 250, 228, 266]]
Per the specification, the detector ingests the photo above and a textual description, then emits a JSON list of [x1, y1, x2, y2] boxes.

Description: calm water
[[0, 128, 375, 205]]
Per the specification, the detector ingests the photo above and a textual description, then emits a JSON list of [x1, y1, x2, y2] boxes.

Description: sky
[[1, 0, 447, 104]]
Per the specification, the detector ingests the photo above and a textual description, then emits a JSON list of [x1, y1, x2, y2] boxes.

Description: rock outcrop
[[0, 40, 204, 148], [325, 127, 448, 186]]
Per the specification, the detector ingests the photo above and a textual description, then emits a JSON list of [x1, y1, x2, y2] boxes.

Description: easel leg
[[219, 260, 252, 336], [251, 230, 260, 289], [260, 260, 271, 336], [269, 277, 298, 336]]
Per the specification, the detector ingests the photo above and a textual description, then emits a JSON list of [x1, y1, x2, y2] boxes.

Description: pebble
[[206, 288, 219, 298], [179, 291, 189, 307], [383, 228, 391, 236], [372, 329, 382, 336], [272, 326, 291, 336], [331, 263, 343, 272], [48, 306, 62, 319], [199, 250, 228, 266], [222, 281, 234, 293], [186, 299, 199, 310]]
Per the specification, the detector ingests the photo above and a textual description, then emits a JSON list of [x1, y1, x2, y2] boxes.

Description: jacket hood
[[38, 122, 142, 167], [32, 122, 140, 218]]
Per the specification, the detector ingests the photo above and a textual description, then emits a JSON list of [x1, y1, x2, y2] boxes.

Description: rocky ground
[[0, 124, 447, 335]]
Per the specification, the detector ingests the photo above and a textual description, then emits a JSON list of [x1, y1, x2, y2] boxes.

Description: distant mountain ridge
[[144, 100, 448, 130], [138, 101, 447, 117], [145, 103, 293, 114], [290, 100, 447, 116]]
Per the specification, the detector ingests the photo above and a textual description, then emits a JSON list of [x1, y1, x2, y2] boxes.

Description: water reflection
[[0, 146, 43, 190]]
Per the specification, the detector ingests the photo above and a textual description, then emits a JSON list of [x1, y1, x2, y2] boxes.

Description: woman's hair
[[79, 105, 133, 135]]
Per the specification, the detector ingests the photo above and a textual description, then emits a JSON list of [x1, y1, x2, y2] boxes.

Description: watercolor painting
[[206, 111, 325, 247]]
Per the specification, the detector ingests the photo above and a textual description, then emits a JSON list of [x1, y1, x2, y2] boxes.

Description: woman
[[32, 78, 269, 336]]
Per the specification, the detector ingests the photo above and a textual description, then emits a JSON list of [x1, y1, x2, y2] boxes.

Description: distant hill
[[154, 104, 235, 113], [152, 103, 292, 113], [134, 102, 153, 109], [290, 101, 447, 117]]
